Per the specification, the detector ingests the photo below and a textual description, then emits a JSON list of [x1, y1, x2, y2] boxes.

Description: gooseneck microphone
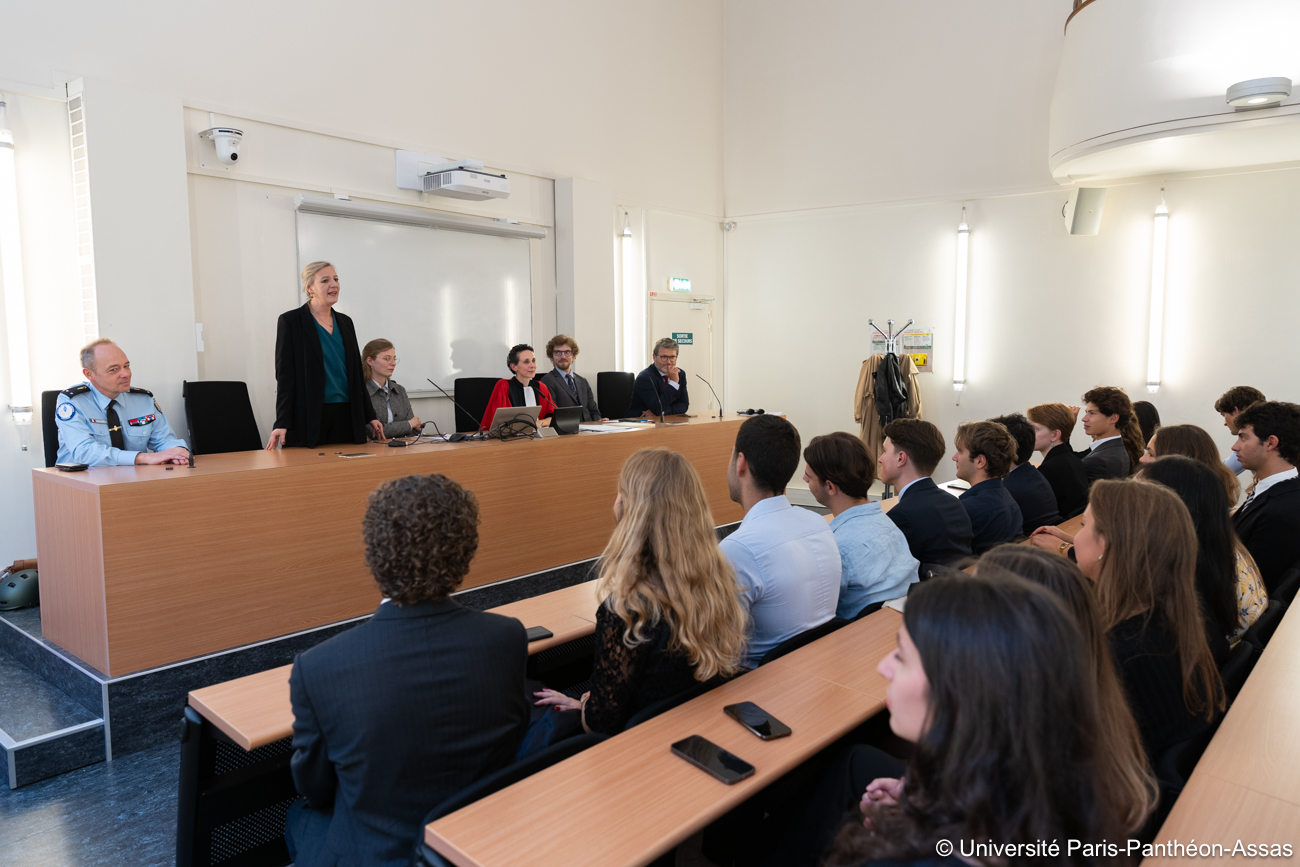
[[427, 379, 486, 441], [695, 374, 723, 420], [654, 375, 667, 424]]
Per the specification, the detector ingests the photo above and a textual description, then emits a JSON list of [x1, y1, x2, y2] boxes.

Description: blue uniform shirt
[[55, 382, 188, 466]]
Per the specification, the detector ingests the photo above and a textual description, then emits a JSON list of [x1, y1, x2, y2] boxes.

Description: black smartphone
[[55, 462, 89, 472], [724, 702, 793, 740], [670, 735, 755, 784], [525, 626, 554, 642]]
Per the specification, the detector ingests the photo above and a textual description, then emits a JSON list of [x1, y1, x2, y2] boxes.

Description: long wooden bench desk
[[188, 580, 601, 750], [424, 608, 902, 867], [1144, 603, 1300, 863], [33, 416, 741, 676]]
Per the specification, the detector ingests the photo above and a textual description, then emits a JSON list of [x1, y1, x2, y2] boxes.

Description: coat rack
[[868, 318, 914, 355]]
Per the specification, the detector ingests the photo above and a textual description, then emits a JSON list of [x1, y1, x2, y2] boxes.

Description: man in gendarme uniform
[[55, 338, 190, 467]]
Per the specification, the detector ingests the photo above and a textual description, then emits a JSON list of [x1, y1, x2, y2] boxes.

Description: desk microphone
[[426, 379, 485, 442], [188, 448, 195, 468], [653, 374, 667, 424], [695, 374, 723, 420]]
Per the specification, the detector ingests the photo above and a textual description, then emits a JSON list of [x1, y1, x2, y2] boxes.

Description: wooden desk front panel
[[32, 478, 111, 673], [39, 418, 742, 675]]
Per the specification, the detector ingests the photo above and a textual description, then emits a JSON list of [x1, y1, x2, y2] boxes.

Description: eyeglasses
[[552, 349, 573, 357], [377, 356, 399, 364]]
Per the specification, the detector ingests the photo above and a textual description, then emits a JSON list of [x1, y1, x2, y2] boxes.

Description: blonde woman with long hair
[[533, 448, 748, 734]]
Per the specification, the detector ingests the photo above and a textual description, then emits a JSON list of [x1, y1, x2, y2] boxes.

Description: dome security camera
[[202, 127, 243, 164]]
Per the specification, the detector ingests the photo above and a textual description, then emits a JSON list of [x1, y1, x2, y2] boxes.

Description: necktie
[[106, 400, 126, 450], [1240, 489, 1256, 513], [565, 373, 579, 401]]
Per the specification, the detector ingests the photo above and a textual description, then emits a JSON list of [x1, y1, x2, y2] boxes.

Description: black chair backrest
[[623, 674, 730, 730], [452, 377, 500, 432], [41, 389, 61, 467], [852, 600, 886, 621], [1241, 598, 1288, 651], [1219, 640, 1257, 705], [414, 732, 608, 866], [758, 617, 849, 666], [183, 380, 262, 455], [1272, 568, 1300, 606], [596, 371, 635, 419]]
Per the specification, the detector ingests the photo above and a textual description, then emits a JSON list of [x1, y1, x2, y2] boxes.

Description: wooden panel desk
[[33, 417, 741, 676], [1145, 604, 1300, 864], [188, 580, 604, 751], [424, 608, 902, 867]]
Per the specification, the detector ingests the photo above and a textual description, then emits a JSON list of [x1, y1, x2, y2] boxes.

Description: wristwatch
[[1059, 541, 1072, 554]]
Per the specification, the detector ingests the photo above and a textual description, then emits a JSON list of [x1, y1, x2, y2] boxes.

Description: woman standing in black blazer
[[266, 261, 384, 449]]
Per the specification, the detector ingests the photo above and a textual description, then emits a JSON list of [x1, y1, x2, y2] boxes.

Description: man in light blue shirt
[[55, 338, 189, 467], [719, 415, 841, 668], [803, 432, 918, 618]]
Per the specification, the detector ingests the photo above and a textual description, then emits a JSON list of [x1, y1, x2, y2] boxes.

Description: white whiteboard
[[296, 212, 532, 393]]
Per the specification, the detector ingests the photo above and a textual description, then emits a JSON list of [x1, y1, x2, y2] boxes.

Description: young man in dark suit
[[953, 421, 1023, 554], [1028, 402, 1089, 518], [878, 418, 973, 570], [1231, 401, 1300, 593], [626, 337, 690, 418], [285, 474, 530, 867], [1075, 386, 1142, 483], [991, 413, 1061, 535], [538, 334, 606, 422]]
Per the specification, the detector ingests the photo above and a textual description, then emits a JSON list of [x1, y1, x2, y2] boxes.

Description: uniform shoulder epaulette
[[129, 387, 154, 397], [61, 385, 90, 397]]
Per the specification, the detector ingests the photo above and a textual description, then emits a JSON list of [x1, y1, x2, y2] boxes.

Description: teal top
[[315, 316, 350, 403]]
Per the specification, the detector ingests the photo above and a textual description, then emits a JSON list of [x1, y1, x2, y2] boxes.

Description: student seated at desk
[[362, 339, 421, 439], [1027, 401, 1089, 519], [1230, 401, 1300, 593], [1075, 386, 1145, 484], [770, 574, 1150, 867], [532, 448, 747, 734], [877, 419, 973, 570], [952, 421, 1023, 554], [285, 474, 529, 867], [801, 432, 918, 618], [480, 343, 557, 430], [719, 415, 841, 668], [1214, 385, 1266, 476], [1140, 423, 1242, 506], [990, 413, 1060, 534]]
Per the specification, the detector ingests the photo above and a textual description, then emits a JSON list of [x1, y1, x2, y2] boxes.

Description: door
[[646, 293, 716, 413]]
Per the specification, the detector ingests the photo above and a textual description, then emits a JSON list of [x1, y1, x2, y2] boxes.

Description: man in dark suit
[[285, 474, 530, 867], [992, 413, 1061, 534], [1028, 402, 1089, 518], [878, 418, 973, 571], [953, 421, 1023, 554], [626, 337, 690, 418], [1231, 401, 1300, 593], [538, 334, 605, 422], [1075, 386, 1140, 483]]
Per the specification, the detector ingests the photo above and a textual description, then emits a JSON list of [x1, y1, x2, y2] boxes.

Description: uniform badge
[[127, 414, 156, 427], [56, 403, 77, 421]]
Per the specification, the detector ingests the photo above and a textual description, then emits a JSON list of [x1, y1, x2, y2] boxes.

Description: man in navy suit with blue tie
[[878, 419, 973, 572], [626, 337, 690, 419]]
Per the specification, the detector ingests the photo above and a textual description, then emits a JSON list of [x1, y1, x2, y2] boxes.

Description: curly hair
[[1082, 385, 1145, 472], [545, 334, 580, 360], [362, 474, 480, 606]]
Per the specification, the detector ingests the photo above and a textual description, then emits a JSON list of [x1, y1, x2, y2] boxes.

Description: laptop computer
[[487, 405, 542, 437], [551, 406, 582, 436]]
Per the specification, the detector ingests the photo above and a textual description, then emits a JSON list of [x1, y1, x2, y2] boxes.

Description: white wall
[[725, 167, 1300, 490], [555, 178, 616, 374]]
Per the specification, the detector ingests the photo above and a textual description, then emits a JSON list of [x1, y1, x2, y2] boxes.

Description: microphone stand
[[427, 379, 486, 441], [654, 375, 667, 424], [695, 374, 723, 420]]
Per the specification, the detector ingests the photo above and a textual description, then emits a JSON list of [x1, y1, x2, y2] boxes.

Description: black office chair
[[1271, 568, 1300, 606], [596, 371, 635, 419], [852, 600, 886, 621], [452, 377, 500, 432], [183, 381, 263, 455], [1240, 598, 1287, 651], [413, 733, 608, 867], [1219, 640, 1257, 705], [40, 389, 61, 467], [623, 674, 731, 730], [758, 617, 849, 666]]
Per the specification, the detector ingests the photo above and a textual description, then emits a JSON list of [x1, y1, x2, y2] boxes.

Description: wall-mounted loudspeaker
[[1063, 187, 1107, 235]]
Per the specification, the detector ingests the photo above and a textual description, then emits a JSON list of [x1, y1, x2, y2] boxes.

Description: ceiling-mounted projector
[[421, 159, 510, 200]]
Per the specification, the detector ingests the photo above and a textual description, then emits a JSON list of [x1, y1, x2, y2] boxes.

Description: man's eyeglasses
[[552, 349, 574, 357]]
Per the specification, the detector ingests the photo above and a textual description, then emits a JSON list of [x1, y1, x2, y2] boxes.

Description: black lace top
[[583, 601, 699, 735]]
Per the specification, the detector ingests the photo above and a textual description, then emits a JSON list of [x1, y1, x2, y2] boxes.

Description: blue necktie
[[565, 373, 579, 401]]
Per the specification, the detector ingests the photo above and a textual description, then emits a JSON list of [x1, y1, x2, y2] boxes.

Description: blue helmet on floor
[[0, 568, 38, 610]]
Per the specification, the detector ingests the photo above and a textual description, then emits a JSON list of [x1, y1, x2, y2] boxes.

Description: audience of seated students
[[952, 421, 1023, 553], [1215, 385, 1266, 476], [1027, 401, 1090, 518], [1140, 423, 1242, 506], [770, 574, 1150, 867], [285, 474, 529, 867], [1076, 386, 1146, 484], [1134, 399, 1161, 449], [480, 343, 557, 430], [719, 414, 841, 668], [1140, 456, 1267, 650], [802, 432, 919, 618], [877, 418, 973, 569], [991, 412, 1062, 534], [532, 448, 747, 733], [1230, 400, 1300, 593], [1044, 480, 1224, 764]]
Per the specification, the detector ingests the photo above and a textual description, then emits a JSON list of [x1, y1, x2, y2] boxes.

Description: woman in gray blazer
[[362, 339, 421, 438]]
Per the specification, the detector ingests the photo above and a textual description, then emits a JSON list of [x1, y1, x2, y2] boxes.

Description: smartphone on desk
[[724, 702, 792, 740], [670, 735, 755, 784], [524, 626, 554, 642]]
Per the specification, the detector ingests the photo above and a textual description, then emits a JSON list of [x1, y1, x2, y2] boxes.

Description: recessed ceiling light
[[1226, 77, 1292, 109]]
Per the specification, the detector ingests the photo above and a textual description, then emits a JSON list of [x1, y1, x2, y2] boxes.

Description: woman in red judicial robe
[[480, 343, 557, 430]]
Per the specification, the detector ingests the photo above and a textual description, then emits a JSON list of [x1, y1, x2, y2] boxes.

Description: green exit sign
[[672, 332, 694, 345], [669, 277, 691, 292]]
